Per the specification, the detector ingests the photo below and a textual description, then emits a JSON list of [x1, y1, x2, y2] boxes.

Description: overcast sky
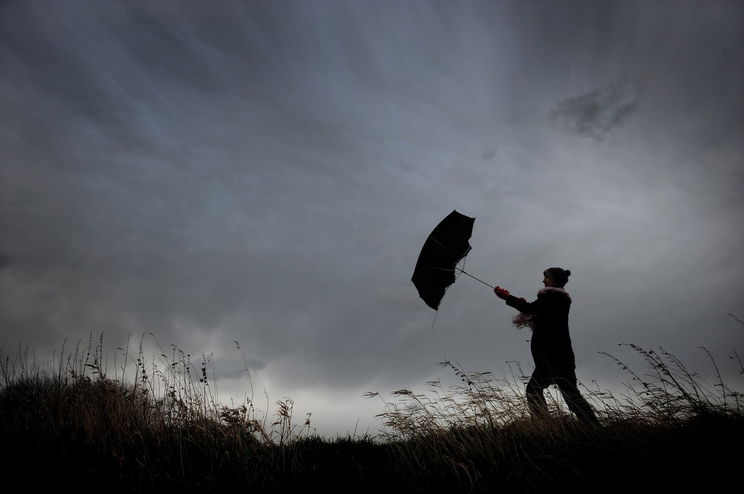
[[2, 0, 743, 436]]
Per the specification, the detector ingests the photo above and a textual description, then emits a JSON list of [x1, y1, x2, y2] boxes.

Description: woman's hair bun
[[565, 269, 571, 277]]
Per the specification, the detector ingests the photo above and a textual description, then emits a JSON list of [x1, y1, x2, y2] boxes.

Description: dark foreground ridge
[[1, 373, 742, 493]]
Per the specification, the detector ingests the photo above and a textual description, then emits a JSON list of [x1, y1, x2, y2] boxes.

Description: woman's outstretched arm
[[494, 286, 539, 314]]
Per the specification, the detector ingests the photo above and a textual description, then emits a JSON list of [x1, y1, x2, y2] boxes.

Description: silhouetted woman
[[494, 267, 599, 425]]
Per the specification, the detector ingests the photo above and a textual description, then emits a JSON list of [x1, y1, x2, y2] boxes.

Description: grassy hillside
[[1, 337, 742, 493]]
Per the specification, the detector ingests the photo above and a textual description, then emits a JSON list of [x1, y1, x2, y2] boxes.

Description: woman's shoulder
[[537, 287, 572, 302]]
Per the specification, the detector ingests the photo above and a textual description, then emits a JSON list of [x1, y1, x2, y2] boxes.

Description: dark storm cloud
[[0, 1, 452, 359], [0, 254, 12, 271], [548, 79, 640, 140], [1, 1, 743, 435]]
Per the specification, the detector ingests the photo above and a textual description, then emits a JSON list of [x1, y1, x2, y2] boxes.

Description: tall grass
[[0, 333, 329, 491], [367, 343, 743, 439], [1, 331, 742, 493], [0, 333, 309, 444], [367, 344, 744, 492], [362, 342, 744, 492]]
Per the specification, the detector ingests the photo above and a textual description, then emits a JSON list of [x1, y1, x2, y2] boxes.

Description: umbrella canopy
[[411, 210, 475, 310]]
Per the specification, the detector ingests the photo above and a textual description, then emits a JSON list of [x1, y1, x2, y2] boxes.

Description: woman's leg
[[526, 373, 549, 418], [555, 377, 600, 425]]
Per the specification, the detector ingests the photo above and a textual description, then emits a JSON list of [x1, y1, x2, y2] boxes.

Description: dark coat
[[506, 290, 576, 377]]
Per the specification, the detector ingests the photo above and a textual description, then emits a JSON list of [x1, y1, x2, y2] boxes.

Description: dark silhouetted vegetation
[[1, 334, 742, 492]]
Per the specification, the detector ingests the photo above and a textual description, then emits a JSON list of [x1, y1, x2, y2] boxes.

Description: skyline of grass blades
[[365, 344, 743, 439], [1, 331, 742, 492]]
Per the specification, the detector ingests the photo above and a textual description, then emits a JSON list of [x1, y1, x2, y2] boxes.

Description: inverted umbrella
[[411, 210, 493, 310]]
